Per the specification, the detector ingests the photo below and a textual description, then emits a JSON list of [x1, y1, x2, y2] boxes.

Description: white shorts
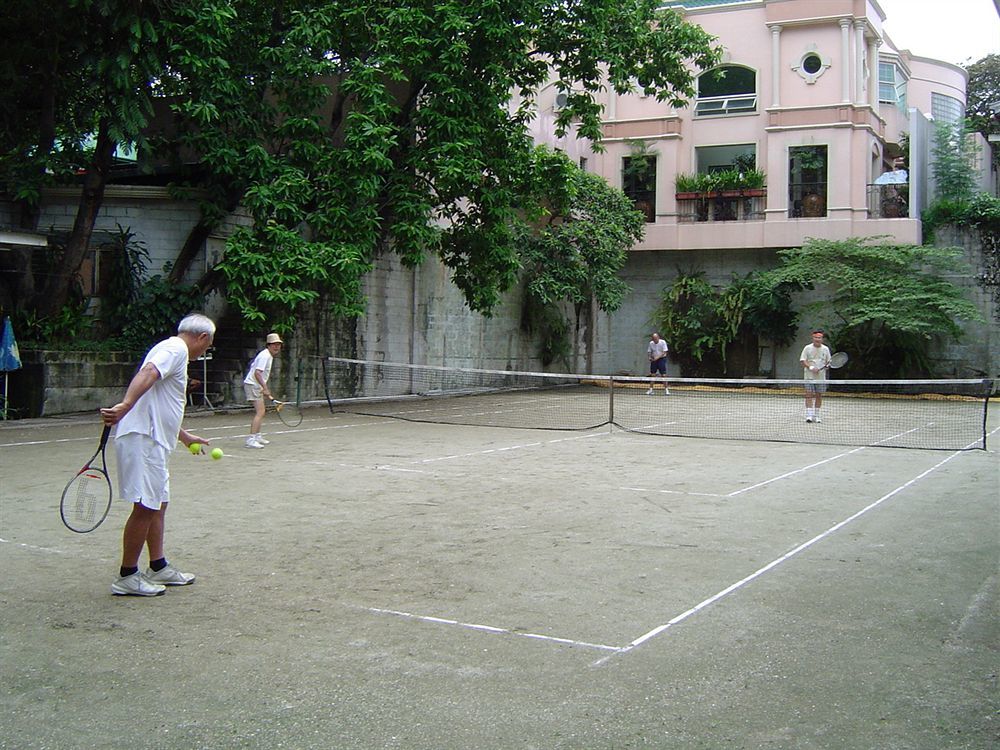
[[114, 432, 171, 510], [244, 383, 264, 401]]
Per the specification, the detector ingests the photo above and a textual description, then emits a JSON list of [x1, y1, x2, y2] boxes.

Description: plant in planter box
[[715, 168, 743, 196], [739, 168, 766, 193], [674, 172, 703, 197]]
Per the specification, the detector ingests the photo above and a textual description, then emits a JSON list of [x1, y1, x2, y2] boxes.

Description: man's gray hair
[[177, 313, 216, 336]]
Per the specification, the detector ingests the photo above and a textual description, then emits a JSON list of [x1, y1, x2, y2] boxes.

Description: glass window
[[696, 66, 757, 116], [879, 62, 908, 109], [931, 93, 964, 124], [696, 144, 757, 174], [622, 156, 656, 223], [878, 63, 896, 104], [788, 146, 827, 218]]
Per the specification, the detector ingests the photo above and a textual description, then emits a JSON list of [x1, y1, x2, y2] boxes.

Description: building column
[[854, 20, 866, 104], [869, 37, 880, 108], [770, 25, 782, 107], [839, 19, 851, 103]]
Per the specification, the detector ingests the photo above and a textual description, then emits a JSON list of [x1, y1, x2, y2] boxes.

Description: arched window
[[696, 65, 757, 117]]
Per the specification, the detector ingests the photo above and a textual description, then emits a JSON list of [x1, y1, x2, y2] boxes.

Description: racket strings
[[72, 473, 103, 523]]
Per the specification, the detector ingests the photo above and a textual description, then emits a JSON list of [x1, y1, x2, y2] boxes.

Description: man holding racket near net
[[100, 313, 216, 596], [646, 332, 670, 395], [800, 328, 832, 423], [243, 332, 283, 449]]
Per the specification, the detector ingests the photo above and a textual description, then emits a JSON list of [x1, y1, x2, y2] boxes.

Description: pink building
[[534, 0, 979, 252]]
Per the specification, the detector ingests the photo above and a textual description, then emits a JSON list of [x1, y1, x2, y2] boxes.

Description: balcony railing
[[867, 183, 909, 218], [676, 191, 766, 223]]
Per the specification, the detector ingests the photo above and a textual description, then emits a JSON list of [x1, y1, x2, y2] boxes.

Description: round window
[[802, 54, 822, 75]]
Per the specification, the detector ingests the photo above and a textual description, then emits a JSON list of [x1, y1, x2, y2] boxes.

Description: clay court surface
[[1, 401, 998, 749]]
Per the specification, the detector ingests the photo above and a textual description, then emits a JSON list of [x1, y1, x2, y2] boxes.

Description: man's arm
[[101, 362, 160, 425], [253, 369, 272, 399]]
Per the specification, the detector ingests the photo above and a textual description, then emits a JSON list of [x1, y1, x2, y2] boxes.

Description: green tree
[[965, 54, 1000, 151], [652, 271, 797, 377], [1, 0, 169, 319], [3, 0, 720, 335], [517, 150, 643, 313], [186, 0, 720, 327], [767, 237, 982, 378], [930, 118, 980, 203], [516, 149, 645, 365]]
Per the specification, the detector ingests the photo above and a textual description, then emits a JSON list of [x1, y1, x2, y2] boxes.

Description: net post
[[321, 357, 334, 413], [981, 378, 994, 450], [608, 376, 615, 432]]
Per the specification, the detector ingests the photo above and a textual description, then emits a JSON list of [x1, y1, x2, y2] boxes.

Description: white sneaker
[[663, 388, 670, 395], [805, 417, 813, 423], [145, 563, 195, 586], [112, 571, 166, 597], [256, 436, 270, 445], [814, 415, 822, 423], [646, 388, 654, 395], [245, 438, 264, 449]]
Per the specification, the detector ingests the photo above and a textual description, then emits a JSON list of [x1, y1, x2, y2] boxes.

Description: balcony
[[676, 191, 766, 223]]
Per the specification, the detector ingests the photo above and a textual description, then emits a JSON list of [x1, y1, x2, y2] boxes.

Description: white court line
[[0, 538, 72, 555], [621, 426, 938, 500], [621, 487, 727, 498], [377, 430, 608, 469], [0, 418, 383, 449], [726, 446, 867, 497], [362, 606, 621, 653], [592, 431, 997, 667], [726, 424, 931, 498]]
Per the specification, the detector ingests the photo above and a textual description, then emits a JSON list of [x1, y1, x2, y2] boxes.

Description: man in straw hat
[[243, 332, 283, 448]]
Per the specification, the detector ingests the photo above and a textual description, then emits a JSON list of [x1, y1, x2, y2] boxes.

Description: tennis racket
[[272, 398, 303, 427], [827, 351, 849, 370], [60, 425, 113, 533]]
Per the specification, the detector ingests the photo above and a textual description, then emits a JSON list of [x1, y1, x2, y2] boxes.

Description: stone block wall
[[931, 227, 999, 378], [6, 350, 136, 418]]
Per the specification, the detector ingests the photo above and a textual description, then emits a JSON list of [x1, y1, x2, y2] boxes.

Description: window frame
[[622, 155, 657, 223], [695, 65, 758, 118]]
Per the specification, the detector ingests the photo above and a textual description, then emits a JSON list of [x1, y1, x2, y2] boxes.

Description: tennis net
[[321, 357, 995, 451]]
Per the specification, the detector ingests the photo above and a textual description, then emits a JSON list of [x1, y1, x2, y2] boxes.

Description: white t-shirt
[[800, 343, 831, 380], [115, 336, 190, 450], [648, 339, 669, 360], [243, 348, 274, 387]]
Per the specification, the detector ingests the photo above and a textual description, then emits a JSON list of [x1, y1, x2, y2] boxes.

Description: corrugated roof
[[662, 0, 756, 9]]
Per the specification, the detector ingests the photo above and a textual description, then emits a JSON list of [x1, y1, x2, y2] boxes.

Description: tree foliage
[[198, 0, 720, 327], [767, 237, 982, 378], [1, 0, 168, 318], [965, 54, 1000, 145], [3, 0, 721, 334], [515, 148, 645, 365], [516, 150, 644, 313], [930, 118, 980, 204], [652, 271, 797, 377]]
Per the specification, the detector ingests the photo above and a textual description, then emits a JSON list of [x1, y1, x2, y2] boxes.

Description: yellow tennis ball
[[189, 442, 201, 455], [211, 448, 224, 460]]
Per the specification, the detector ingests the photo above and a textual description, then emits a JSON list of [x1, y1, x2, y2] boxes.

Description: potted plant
[[716, 168, 744, 197], [740, 168, 766, 196], [675, 172, 703, 199]]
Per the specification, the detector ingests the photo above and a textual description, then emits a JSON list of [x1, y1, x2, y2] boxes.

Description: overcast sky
[[877, 0, 998, 67]]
